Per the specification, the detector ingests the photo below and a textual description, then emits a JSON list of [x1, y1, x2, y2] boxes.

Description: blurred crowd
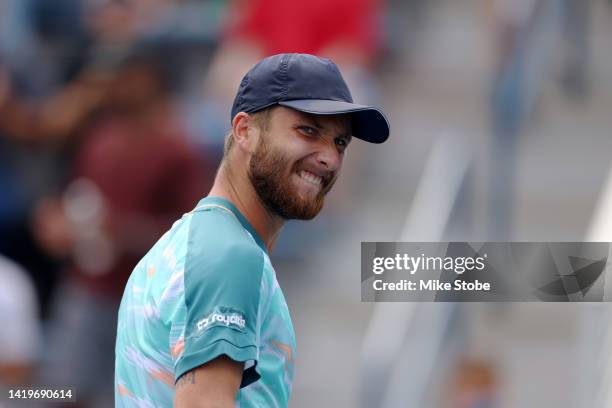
[[1, 0, 608, 407], [0, 0, 386, 406]]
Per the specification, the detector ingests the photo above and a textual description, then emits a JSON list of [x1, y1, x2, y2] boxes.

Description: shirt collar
[[196, 196, 269, 255]]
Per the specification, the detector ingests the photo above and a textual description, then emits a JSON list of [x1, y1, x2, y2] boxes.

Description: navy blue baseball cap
[[231, 53, 390, 144]]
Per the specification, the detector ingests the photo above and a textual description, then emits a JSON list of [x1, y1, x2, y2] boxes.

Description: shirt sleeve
[[174, 210, 264, 387]]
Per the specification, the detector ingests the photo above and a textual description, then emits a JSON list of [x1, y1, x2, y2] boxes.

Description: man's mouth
[[298, 170, 323, 187]]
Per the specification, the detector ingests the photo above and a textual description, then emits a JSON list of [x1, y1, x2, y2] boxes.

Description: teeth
[[299, 170, 322, 186]]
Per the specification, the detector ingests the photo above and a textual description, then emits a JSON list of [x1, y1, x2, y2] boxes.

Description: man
[[115, 53, 389, 407]]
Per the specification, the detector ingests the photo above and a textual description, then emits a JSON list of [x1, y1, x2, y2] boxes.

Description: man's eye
[[298, 126, 317, 136], [335, 138, 347, 147]]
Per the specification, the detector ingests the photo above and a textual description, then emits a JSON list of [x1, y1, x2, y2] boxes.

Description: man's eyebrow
[[308, 117, 352, 140], [308, 117, 326, 131]]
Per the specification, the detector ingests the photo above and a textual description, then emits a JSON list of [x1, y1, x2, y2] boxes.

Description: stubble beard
[[248, 137, 336, 220]]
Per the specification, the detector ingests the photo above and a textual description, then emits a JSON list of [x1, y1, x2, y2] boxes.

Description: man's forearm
[[174, 356, 243, 408]]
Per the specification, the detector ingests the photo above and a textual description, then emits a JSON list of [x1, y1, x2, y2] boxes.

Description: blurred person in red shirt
[[33, 49, 208, 408], [228, 0, 381, 61], [205, 0, 384, 110]]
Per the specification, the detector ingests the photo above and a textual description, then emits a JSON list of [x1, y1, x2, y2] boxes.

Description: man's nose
[[315, 139, 342, 172]]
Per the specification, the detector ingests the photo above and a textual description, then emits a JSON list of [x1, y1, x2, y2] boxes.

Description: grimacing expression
[[248, 107, 352, 220]]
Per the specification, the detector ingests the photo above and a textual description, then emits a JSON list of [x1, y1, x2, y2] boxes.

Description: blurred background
[[1, 0, 612, 407]]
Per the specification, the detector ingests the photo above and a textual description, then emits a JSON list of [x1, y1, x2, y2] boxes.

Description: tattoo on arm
[[176, 371, 196, 388]]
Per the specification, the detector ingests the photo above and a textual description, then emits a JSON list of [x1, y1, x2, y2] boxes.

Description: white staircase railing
[[360, 136, 472, 408]]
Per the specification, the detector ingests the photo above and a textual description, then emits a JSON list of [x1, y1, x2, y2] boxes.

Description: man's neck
[[208, 162, 284, 253]]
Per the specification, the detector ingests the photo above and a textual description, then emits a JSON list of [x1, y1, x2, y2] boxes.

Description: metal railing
[[360, 136, 472, 408]]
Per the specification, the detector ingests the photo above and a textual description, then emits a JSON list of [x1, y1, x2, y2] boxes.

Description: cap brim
[[278, 99, 390, 144]]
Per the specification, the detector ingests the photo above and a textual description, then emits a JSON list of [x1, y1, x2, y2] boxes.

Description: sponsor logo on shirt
[[195, 307, 246, 334]]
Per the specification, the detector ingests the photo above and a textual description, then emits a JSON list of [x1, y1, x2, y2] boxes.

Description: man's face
[[248, 106, 352, 220]]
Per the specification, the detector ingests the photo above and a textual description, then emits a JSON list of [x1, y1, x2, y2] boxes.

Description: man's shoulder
[[184, 204, 266, 280], [188, 204, 262, 253], [141, 204, 265, 277]]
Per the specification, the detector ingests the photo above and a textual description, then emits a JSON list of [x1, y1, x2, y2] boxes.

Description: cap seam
[[279, 54, 290, 100], [233, 74, 250, 119], [238, 75, 249, 110]]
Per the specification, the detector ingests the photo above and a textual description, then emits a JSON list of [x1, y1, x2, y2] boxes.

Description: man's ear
[[231, 112, 260, 154]]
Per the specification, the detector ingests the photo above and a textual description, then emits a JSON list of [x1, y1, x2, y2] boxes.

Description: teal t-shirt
[[115, 197, 296, 407]]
